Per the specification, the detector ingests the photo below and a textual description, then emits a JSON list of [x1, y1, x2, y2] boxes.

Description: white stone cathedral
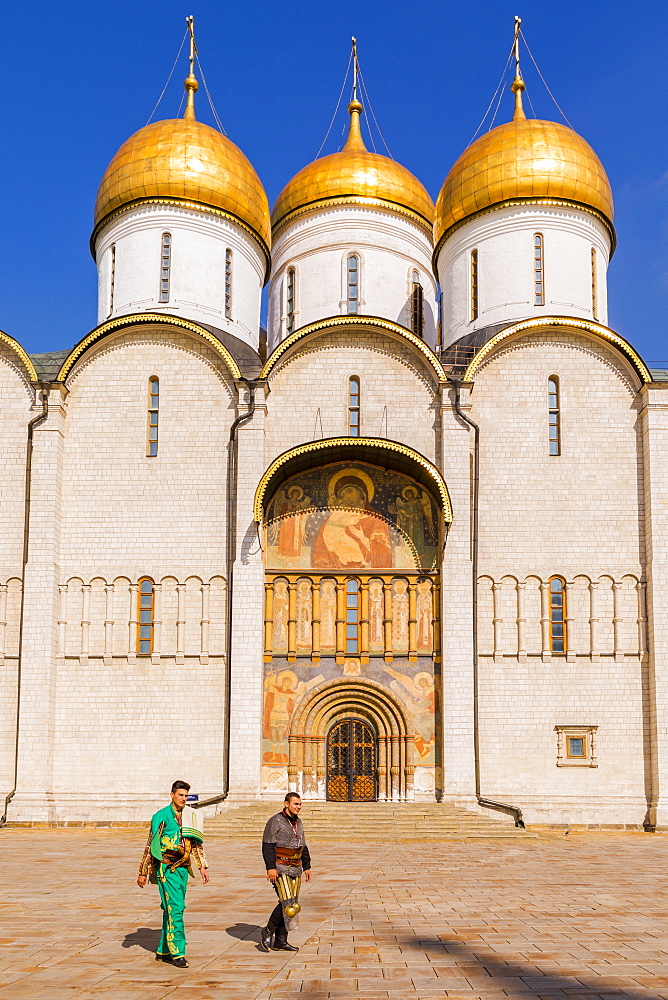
[[1, 44, 666, 830]]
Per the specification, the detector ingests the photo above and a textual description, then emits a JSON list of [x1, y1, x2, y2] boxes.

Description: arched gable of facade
[[463, 316, 651, 388], [56, 313, 242, 384], [0, 329, 39, 391], [261, 315, 447, 387]]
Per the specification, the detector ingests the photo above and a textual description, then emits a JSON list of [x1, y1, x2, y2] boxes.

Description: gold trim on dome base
[[254, 436, 452, 523], [57, 313, 242, 383], [91, 198, 271, 283], [462, 316, 651, 385], [271, 195, 434, 240], [433, 197, 616, 269], [261, 315, 447, 383], [0, 329, 38, 382]]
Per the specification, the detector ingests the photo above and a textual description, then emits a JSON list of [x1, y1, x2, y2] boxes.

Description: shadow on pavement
[[122, 926, 161, 952], [403, 936, 656, 999], [226, 921, 262, 943]]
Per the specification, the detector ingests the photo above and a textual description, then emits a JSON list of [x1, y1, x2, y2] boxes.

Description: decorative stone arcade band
[[264, 573, 439, 664]]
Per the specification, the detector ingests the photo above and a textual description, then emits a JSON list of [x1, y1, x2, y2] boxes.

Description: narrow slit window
[[548, 376, 560, 456], [137, 578, 154, 655], [345, 578, 360, 654], [591, 247, 598, 320], [108, 244, 116, 317], [347, 255, 359, 314], [470, 249, 479, 321], [147, 377, 159, 457], [348, 376, 360, 436], [225, 248, 232, 319], [549, 577, 566, 653], [411, 270, 424, 338], [159, 233, 171, 302], [286, 267, 295, 335], [534, 233, 545, 305]]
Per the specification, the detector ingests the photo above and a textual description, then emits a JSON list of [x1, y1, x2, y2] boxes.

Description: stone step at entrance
[[204, 801, 536, 841]]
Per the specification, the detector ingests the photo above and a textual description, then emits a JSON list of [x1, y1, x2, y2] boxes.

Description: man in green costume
[[137, 780, 209, 968]]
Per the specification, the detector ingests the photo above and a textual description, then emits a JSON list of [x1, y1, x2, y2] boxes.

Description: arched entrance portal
[[327, 718, 377, 801], [288, 678, 416, 801]]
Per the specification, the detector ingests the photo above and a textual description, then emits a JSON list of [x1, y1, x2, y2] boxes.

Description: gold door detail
[[327, 719, 377, 802]]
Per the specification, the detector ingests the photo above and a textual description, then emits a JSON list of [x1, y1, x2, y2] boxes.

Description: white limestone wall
[[470, 328, 646, 825], [268, 207, 437, 350], [264, 329, 439, 461], [0, 349, 32, 805], [437, 205, 611, 347], [639, 385, 668, 829], [11, 327, 239, 821], [95, 204, 266, 351]]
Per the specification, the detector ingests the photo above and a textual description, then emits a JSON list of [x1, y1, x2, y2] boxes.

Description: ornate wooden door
[[327, 719, 376, 801]]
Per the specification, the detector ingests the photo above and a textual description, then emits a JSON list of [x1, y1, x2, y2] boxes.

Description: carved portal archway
[[287, 678, 415, 802]]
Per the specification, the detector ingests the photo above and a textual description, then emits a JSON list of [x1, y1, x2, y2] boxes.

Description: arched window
[[534, 233, 545, 305], [347, 255, 359, 314], [286, 267, 296, 335], [147, 377, 159, 457], [470, 249, 479, 321], [346, 578, 360, 654], [548, 376, 560, 456], [411, 270, 424, 338], [159, 232, 171, 303], [225, 248, 232, 319], [108, 244, 116, 317], [591, 247, 598, 320], [549, 577, 566, 653], [348, 376, 360, 436], [137, 578, 155, 655]]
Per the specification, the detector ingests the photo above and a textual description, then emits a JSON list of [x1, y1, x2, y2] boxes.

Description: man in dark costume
[[260, 792, 311, 952]]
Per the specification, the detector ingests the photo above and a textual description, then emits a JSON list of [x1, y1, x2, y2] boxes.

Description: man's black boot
[[260, 925, 274, 952], [272, 929, 298, 952]]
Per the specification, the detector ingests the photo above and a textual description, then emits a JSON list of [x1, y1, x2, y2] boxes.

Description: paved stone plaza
[[0, 828, 667, 999]]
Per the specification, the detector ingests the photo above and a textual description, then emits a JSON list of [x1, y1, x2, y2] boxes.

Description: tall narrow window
[[470, 249, 479, 321], [225, 248, 232, 319], [591, 247, 598, 320], [347, 255, 359, 314], [534, 233, 545, 305], [345, 578, 360, 654], [411, 270, 424, 337], [147, 377, 159, 457], [286, 267, 296, 335], [548, 376, 560, 456], [108, 244, 116, 317], [137, 578, 154, 655], [348, 376, 360, 436], [159, 233, 171, 302], [549, 577, 566, 653]]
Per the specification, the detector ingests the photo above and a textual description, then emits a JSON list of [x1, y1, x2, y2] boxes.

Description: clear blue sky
[[1, 0, 666, 361]]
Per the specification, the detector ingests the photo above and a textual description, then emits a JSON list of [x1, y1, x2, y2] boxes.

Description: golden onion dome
[[271, 100, 435, 238], [93, 69, 270, 259], [434, 76, 614, 254]]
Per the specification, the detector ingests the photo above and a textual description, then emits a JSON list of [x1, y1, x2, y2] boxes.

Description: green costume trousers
[[156, 863, 189, 959]]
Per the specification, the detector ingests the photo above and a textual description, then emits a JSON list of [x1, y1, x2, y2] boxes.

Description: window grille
[[548, 376, 560, 456], [147, 377, 159, 457], [549, 577, 566, 653], [345, 579, 360, 654], [347, 255, 359, 314], [159, 233, 171, 303], [348, 376, 360, 436], [225, 248, 232, 319], [411, 270, 424, 337], [470, 249, 479, 321], [286, 267, 295, 335], [534, 233, 545, 305], [137, 578, 154, 655]]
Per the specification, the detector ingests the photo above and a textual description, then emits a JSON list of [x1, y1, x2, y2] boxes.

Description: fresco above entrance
[[265, 462, 439, 571]]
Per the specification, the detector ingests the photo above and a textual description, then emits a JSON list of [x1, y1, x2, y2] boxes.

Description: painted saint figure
[[313, 474, 391, 569], [273, 486, 312, 559], [392, 485, 436, 558]]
